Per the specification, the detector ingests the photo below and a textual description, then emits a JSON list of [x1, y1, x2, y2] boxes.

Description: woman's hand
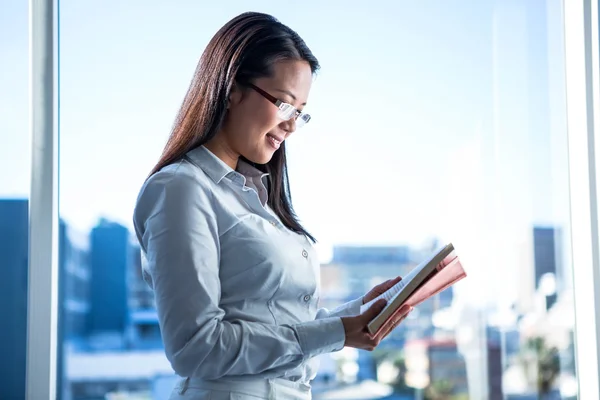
[[341, 299, 412, 351], [362, 276, 402, 304]]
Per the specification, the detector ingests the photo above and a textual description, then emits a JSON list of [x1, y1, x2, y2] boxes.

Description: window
[[16, 1, 600, 399]]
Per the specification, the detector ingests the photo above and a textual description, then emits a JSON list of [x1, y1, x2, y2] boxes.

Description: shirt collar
[[237, 158, 270, 181], [186, 146, 269, 184]]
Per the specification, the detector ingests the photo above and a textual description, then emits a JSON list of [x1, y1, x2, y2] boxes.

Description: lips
[[266, 133, 283, 149], [267, 133, 284, 143]]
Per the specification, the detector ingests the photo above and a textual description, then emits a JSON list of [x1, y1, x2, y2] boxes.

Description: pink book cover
[[371, 251, 467, 337], [404, 251, 466, 307]]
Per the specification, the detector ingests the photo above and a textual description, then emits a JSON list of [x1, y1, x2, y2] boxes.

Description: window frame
[[25, 0, 600, 397], [564, 0, 600, 397], [27, 0, 59, 399]]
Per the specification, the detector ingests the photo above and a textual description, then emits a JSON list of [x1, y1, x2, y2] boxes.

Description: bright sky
[[0, 0, 572, 304]]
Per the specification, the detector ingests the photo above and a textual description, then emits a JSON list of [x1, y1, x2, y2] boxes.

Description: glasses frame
[[247, 83, 311, 127]]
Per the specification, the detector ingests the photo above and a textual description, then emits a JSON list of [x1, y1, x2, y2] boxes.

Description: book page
[[360, 283, 397, 313], [361, 274, 411, 313], [380, 279, 407, 303], [361, 255, 436, 313]]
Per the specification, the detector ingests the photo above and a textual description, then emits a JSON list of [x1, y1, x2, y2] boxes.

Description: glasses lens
[[277, 103, 296, 120], [296, 113, 311, 128], [277, 103, 311, 128]]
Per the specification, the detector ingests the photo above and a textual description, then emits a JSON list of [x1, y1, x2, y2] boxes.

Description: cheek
[[225, 100, 281, 148], [244, 105, 280, 135]]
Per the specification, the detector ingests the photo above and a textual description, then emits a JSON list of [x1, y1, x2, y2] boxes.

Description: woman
[[133, 11, 412, 400]]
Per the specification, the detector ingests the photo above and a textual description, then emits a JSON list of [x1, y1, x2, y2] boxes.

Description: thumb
[[362, 299, 387, 322]]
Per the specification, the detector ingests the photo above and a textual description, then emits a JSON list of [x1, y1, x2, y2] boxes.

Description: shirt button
[[302, 250, 308, 258], [270, 221, 277, 226], [303, 295, 311, 302]]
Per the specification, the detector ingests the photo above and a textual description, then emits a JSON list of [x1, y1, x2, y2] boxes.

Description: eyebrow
[[273, 88, 307, 106]]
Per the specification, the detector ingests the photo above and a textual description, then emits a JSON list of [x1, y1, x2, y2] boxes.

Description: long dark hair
[[149, 12, 319, 242]]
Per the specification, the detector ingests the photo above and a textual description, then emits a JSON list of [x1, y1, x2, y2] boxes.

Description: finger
[[378, 313, 408, 341], [376, 305, 412, 340], [383, 276, 402, 289], [375, 279, 393, 291], [362, 299, 387, 323], [399, 304, 413, 317], [360, 329, 381, 348], [373, 276, 401, 295], [377, 307, 412, 340]]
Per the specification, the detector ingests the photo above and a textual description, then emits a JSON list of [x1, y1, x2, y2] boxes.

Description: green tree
[[424, 379, 454, 400], [518, 336, 560, 395]]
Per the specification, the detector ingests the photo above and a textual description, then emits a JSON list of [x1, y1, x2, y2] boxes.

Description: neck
[[204, 135, 239, 170]]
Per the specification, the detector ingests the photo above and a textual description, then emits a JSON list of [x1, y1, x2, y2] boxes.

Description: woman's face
[[219, 59, 313, 165]]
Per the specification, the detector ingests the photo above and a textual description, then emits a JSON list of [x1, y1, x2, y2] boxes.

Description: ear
[[228, 84, 244, 109]]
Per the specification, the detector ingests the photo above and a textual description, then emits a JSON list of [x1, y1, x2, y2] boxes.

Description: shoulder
[[147, 159, 214, 192], [133, 159, 217, 227]]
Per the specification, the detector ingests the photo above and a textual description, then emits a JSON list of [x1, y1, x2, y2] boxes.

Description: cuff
[[294, 317, 346, 357], [327, 296, 364, 318], [340, 296, 364, 317]]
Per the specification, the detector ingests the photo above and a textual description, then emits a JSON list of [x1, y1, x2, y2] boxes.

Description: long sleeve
[[133, 170, 346, 379], [316, 297, 364, 319]]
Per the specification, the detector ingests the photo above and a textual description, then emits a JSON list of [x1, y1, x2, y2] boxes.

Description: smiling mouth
[[267, 133, 283, 148]]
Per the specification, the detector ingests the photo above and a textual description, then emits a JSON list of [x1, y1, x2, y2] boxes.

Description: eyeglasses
[[247, 83, 311, 128]]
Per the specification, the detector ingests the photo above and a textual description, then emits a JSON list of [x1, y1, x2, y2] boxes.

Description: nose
[[279, 117, 297, 136]]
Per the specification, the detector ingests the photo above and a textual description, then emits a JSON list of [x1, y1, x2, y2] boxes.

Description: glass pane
[[0, 3, 30, 400], [57, 1, 578, 399]]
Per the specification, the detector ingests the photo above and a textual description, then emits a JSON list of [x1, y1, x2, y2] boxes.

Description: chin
[[244, 150, 275, 166]]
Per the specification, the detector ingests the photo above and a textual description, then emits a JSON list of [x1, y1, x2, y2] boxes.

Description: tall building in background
[[88, 219, 129, 336], [0, 199, 28, 400], [516, 225, 562, 314], [58, 220, 91, 400], [533, 227, 558, 283], [0, 199, 92, 400], [60, 220, 91, 342], [533, 226, 559, 309]]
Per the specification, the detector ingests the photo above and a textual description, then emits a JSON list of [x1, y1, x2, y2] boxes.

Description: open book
[[360, 243, 467, 335]]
